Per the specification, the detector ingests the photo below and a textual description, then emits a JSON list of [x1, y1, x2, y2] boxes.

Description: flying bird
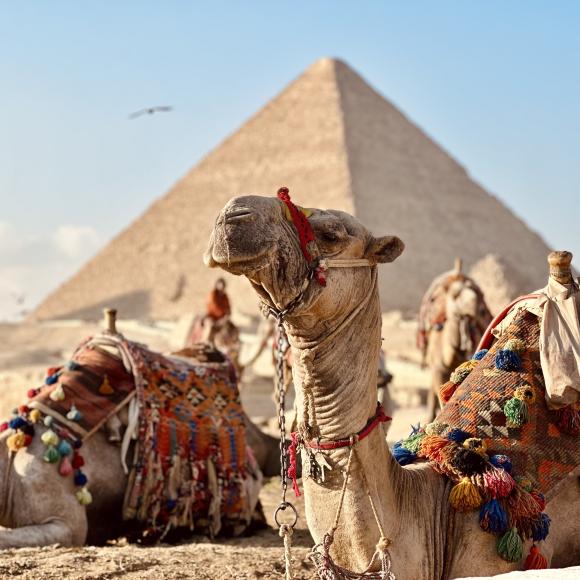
[[128, 106, 173, 120]]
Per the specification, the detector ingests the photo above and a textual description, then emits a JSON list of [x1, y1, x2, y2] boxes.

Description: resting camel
[[0, 313, 281, 548], [206, 191, 579, 578], [418, 261, 491, 420]]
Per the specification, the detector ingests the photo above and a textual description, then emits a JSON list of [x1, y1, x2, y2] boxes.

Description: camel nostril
[[224, 209, 255, 223]]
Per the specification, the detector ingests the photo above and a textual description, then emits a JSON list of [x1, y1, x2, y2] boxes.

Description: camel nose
[[224, 207, 256, 224]]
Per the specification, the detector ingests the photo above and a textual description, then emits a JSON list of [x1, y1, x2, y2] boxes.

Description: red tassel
[[287, 432, 301, 497], [524, 545, 548, 570], [556, 404, 580, 435], [483, 466, 516, 499], [72, 452, 85, 469], [530, 490, 546, 511], [440, 381, 458, 403]]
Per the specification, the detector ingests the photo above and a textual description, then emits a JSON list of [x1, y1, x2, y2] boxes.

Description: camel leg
[[427, 369, 444, 422], [0, 518, 85, 548]]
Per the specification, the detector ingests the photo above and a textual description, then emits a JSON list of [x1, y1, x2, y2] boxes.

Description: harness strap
[[298, 403, 391, 451]]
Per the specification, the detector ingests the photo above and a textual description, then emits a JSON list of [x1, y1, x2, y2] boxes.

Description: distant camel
[[418, 259, 491, 420]]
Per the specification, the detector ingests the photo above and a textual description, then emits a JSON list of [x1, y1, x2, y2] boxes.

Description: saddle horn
[[454, 257, 463, 274], [548, 251, 573, 285], [103, 308, 118, 334]]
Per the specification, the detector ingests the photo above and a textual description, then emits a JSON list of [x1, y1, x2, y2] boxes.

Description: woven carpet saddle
[[396, 306, 579, 569], [2, 333, 251, 539]]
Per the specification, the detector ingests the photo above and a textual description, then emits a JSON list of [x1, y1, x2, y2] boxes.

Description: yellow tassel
[[29, 409, 41, 423], [49, 384, 65, 402], [7, 432, 26, 452], [450, 477, 482, 511], [41, 429, 60, 447], [99, 375, 114, 395], [75, 486, 93, 506]]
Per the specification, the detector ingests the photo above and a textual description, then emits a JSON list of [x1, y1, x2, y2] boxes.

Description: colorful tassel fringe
[[450, 477, 482, 511], [489, 454, 512, 473], [472, 349, 489, 361], [497, 527, 523, 562], [524, 545, 548, 570], [495, 349, 522, 372], [531, 513, 551, 542], [440, 381, 458, 404], [479, 499, 508, 533], [393, 442, 417, 465]]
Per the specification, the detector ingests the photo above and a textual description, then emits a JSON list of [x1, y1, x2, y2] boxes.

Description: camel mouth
[[205, 245, 275, 275]]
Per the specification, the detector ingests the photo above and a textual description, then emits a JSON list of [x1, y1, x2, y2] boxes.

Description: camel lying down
[[206, 190, 579, 579], [0, 330, 281, 548]]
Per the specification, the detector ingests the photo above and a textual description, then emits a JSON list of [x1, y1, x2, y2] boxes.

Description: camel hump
[[548, 250, 573, 284]]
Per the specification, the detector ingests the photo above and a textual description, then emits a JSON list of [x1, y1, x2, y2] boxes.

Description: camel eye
[[321, 230, 339, 242]]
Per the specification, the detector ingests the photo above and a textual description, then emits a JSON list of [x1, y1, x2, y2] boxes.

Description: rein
[[268, 188, 395, 579]]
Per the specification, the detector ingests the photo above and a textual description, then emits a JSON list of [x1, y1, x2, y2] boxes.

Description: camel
[[418, 261, 491, 420], [205, 191, 579, 579], [0, 312, 281, 549]]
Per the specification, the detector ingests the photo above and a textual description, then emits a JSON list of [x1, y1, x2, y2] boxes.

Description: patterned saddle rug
[[2, 333, 252, 539], [396, 307, 579, 569]]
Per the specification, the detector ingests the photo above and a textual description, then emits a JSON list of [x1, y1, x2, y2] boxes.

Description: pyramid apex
[[306, 57, 351, 74]]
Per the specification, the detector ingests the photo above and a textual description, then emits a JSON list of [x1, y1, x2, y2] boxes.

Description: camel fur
[[206, 194, 579, 579]]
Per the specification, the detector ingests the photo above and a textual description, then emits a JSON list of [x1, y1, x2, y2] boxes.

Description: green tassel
[[401, 432, 425, 453], [497, 527, 523, 562], [43, 445, 60, 464], [504, 397, 528, 427]]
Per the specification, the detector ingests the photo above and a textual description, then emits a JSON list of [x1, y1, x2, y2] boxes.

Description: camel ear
[[366, 236, 405, 264]]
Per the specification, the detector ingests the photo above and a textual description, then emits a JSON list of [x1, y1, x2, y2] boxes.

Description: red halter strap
[[277, 187, 327, 286], [301, 403, 392, 451]]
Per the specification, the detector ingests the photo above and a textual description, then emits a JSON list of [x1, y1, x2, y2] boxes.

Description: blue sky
[[1, 2, 578, 319]]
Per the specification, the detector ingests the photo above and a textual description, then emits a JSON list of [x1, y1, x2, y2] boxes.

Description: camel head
[[445, 278, 480, 320], [204, 191, 404, 325]]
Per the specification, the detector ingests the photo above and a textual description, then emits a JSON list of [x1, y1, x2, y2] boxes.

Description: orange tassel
[[524, 545, 548, 570], [99, 375, 114, 395], [419, 435, 451, 462], [440, 381, 457, 403]]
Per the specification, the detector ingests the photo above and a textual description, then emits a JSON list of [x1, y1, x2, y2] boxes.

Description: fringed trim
[[524, 545, 548, 570], [554, 403, 580, 436], [497, 527, 523, 562], [450, 477, 482, 511]]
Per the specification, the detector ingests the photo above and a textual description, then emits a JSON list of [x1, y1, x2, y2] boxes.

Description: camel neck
[[287, 269, 382, 441], [284, 273, 407, 570]]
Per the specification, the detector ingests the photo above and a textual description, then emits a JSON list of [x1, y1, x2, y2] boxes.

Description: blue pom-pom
[[472, 349, 489, 361], [489, 454, 513, 473], [74, 471, 88, 486], [495, 349, 522, 371], [166, 499, 178, 511], [393, 442, 417, 465], [479, 499, 508, 533], [45, 373, 59, 385], [531, 512, 551, 542], [9, 417, 27, 430], [447, 428, 472, 444]]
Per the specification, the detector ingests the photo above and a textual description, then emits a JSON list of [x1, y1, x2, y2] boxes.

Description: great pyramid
[[33, 58, 551, 322]]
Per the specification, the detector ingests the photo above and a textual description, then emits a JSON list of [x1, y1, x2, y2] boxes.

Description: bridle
[[267, 188, 395, 579]]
